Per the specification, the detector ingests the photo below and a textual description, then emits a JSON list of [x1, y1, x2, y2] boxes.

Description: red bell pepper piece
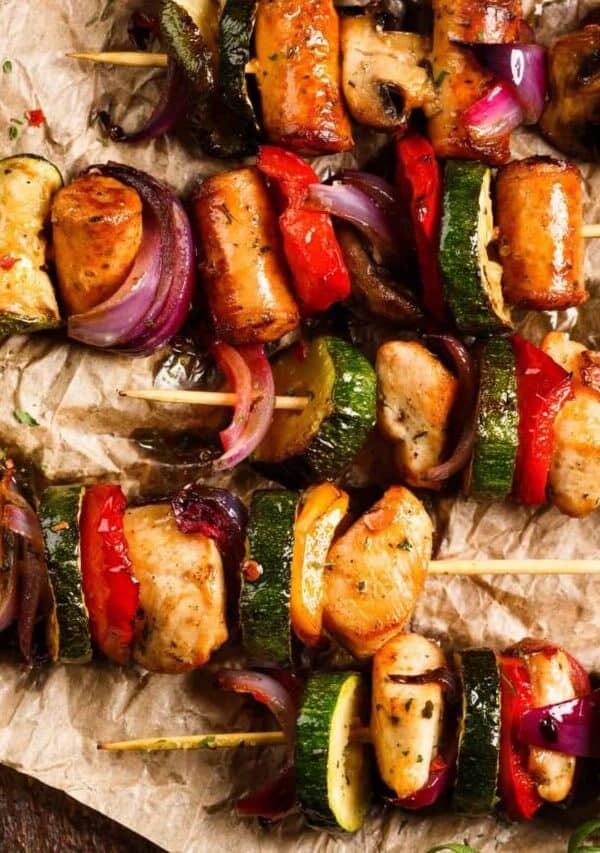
[[395, 133, 446, 323], [256, 145, 351, 315], [498, 654, 543, 821], [80, 484, 139, 665], [511, 334, 574, 505]]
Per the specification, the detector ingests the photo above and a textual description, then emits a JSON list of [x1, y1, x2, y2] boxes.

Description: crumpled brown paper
[[1, 0, 600, 850]]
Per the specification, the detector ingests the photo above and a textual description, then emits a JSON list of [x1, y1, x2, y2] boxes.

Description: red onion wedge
[[212, 342, 253, 450], [411, 336, 477, 487], [172, 484, 248, 570], [307, 182, 399, 266], [97, 59, 189, 143], [217, 668, 298, 819], [463, 79, 524, 141], [390, 750, 455, 810], [68, 163, 195, 355], [340, 171, 400, 216], [213, 344, 275, 471], [235, 765, 296, 819], [0, 525, 18, 633], [477, 44, 547, 124], [518, 691, 600, 758]]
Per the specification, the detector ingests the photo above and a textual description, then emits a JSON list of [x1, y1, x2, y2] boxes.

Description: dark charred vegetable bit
[[340, 14, 438, 131], [539, 716, 559, 744], [171, 484, 247, 571], [160, 0, 217, 92], [335, 223, 423, 325], [0, 461, 50, 664], [219, 0, 260, 153], [127, 11, 160, 50], [539, 24, 600, 162]]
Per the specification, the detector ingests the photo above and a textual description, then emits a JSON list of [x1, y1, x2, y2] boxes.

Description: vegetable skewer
[[97, 633, 597, 831]]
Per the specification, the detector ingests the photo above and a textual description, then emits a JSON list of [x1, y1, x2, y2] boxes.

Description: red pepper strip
[[395, 133, 446, 323], [256, 145, 351, 315], [511, 334, 574, 505], [498, 654, 543, 821], [80, 484, 139, 665], [0, 255, 18, 271]]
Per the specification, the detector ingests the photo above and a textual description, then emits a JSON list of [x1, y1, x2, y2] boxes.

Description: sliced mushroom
[[539, 24, 600, 162], [335, 223, 423, 325], [340, 14, 438, 130]]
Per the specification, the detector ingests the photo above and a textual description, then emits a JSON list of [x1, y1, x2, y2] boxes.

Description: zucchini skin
[[296, 671, 348, 827], [241, 490, 298, 666], [306, 337, 377, 480], [295, 671, 369, 830], [219, 0, 260, 151], [159, 0, 216, 92], [453, 648, 501, 814], [0, 154, 62, 335], [470, 337, 518, 499], [40, 485, 92, 664], [439, 160, 509, 335]]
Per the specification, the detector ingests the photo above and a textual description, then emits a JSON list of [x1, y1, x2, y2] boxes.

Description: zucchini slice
[[40, 485, 92, 664], [469, 337, 518, 500], [440, 160, 511, 336], [254, 337, 377, 480], [219, 0, 260, 149], [295, 671, 371, 831], [453, 648, 501, 814], [241, 489, 299, 666], [291, 483, 349, 647], [159, 0, 218, 93], [0, 155, 62, 336]]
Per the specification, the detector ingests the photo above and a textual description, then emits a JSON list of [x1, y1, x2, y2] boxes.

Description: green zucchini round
[[295, 671, 371, 831], [453, 648, 501, 814], [240, 489, 299, 666], [254, 336, 377, 481], [0, 154, 63, 336], [440, 160, 512, 336], [469, 337, 518, 500], [219, 0, 260, 151], [40, 485, 92, 664]]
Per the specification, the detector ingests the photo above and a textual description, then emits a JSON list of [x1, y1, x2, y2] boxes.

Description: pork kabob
[[68, 1, 600, 164], [4, 146, 600, 515], [2, 463, 599, 830], [3, 461, 597, 671], [3, 135, 599, 349], [98, 630, 598, 832]]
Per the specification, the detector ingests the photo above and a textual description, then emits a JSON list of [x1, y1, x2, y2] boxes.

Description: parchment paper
[[1, 0, 600, 850]]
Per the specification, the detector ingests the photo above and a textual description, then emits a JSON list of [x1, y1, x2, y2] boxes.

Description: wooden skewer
[[582, 224, 600, 239], [99, 726, 372, 751], [119, 388, 310, 412], [67, 51, 169, 68], [429, 558, 600, 575]]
